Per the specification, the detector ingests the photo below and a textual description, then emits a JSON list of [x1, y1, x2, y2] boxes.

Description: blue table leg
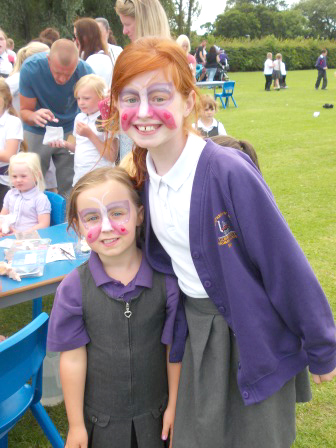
[[33, 297, 43, 318]]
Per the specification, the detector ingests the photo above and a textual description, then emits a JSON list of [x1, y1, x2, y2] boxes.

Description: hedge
[[191, 36, 336, 71]]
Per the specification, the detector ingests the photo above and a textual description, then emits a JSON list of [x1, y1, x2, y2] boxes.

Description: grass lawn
[[1, 69, 335, 447]]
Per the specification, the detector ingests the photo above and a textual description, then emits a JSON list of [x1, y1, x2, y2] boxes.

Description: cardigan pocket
[[84, 404, 110, 428]]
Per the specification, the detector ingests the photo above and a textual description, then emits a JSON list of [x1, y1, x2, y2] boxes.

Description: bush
[[191, 36, 336, 71]]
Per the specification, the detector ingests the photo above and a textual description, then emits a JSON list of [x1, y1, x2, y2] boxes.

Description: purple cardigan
[[143, 139, 336, 405]]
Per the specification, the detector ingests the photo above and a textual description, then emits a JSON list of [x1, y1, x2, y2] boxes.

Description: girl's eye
[[150, 94, 169, 104], [85, 215, 100, 223], [121, 96, 139, 105]]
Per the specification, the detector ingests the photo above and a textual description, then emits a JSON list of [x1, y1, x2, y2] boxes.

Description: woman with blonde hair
[[115, 0, 171, 42], [176, 34, 196, 78], [6, 42, 49, 112]]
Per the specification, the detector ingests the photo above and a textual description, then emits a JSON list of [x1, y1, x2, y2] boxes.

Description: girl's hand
[[49, 140, 67, 148], [65, 424, 88, 448], [76, 122, 92, 138], [162, 405, 175, 448], [312, 367, 336, 384]]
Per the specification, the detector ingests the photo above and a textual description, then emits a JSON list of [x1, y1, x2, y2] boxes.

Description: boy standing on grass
[[315, 49, 328, 90]]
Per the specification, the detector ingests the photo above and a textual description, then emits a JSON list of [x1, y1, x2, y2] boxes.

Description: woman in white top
[[74, 18, 113, 88], [263, 52, 273, 91], [5, 42, 49, 113]]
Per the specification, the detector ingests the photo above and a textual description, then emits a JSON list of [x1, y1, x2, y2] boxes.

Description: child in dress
[[0, 152, 50, 235], [50, 74, 118, 186], [0, 79, 24, 206], [108, 37, 336, 448], [47, 167, 181, 448], [193, 94, 227, 137]]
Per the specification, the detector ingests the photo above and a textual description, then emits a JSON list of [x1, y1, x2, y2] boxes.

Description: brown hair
[[39, 27, 60, 44], [67, 166, 142, 236], [107, 37, 199, 189], [199, 94, 218, 113], [211, 135, 261, 172], [74, 18, 108, 60], [0, 79, 28, 151]]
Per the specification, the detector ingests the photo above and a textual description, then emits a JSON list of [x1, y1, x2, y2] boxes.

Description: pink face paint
[[119, 82, 177, 131], [79, 198, 130, 242]]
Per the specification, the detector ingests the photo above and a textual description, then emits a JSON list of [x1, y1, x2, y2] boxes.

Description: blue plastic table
[[0, 223, 89, 310]]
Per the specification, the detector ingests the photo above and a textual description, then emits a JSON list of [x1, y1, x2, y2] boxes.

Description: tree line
[[0, 0, 334, 48]]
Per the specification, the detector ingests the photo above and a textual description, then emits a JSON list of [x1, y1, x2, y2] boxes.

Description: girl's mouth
[[101, 237, 119, 246], [134, 124, 161, 134]]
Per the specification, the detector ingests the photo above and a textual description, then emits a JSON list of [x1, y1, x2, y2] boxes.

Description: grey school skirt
[[173, 297, 312, 448]]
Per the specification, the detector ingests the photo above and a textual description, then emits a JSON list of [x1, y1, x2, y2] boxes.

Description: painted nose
[[138, 98, 153, 119]]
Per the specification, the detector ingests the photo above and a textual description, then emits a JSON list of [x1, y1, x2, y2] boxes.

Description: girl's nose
[[138, 98, 153, 119]]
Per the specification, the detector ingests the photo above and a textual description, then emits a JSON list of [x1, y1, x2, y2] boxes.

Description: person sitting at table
[[0, 152, 50, 236], [193, 94, 227, 137]]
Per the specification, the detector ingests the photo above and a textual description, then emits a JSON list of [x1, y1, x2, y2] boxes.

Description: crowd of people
[[194, 39, 229, 82], [0, 1, 335, 448]]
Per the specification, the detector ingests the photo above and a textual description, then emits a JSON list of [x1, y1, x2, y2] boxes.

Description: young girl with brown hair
[[48, 167, 181, 448], [108, 37, 336, 448]]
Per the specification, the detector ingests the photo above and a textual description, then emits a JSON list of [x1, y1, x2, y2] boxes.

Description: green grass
[[1, 69, 335, 447]]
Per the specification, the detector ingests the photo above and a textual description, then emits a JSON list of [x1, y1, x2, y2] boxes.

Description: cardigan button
[[218, 306, 226, 314], [238, 362, 241, 370], [192, 251, 200, 259], [92, 416, 98, 423], [204, 280, 212, 288], [242, 391, 249, 399]]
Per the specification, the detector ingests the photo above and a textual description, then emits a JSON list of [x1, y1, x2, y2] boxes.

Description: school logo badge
[[214, 211, 237, 247]]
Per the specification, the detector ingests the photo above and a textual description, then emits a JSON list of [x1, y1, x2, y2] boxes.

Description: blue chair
[[0, 313, 64, 448], [214, 81, 238, 109], [33, 191, 67, 317], [44, 191, 66, 226]]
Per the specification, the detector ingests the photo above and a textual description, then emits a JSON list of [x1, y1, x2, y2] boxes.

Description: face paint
[[119, 82, 177, 131], [79, 195, 130, 243]]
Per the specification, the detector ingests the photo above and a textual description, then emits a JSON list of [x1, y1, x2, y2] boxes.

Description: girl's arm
[[76, 122, 118, 163], [161, 345, 181, 447], [60, 347, 88, 448], [0, 139, 21, 163], [0, 207, 9, 215], [49, 139, 76, 153]]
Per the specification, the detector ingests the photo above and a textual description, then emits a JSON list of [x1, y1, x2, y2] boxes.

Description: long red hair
[[107, 37, 199, 189]]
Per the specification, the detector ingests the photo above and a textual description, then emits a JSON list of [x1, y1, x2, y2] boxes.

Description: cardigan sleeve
[[214, 155, 335, 375]]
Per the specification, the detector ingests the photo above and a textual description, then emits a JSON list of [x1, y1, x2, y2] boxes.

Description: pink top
[[3, 186, 51, 232], [187, 53, 196, 67]]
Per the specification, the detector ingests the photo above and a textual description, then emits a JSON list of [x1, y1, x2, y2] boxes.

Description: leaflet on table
[[46, 243, 76, 263]]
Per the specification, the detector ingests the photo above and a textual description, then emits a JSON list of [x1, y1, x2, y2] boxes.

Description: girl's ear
[[184, 90, 196, 118], [136, 205, 144, 226]]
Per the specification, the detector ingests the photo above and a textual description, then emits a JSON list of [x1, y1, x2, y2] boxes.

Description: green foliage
[[193, 37, 336, 71], [296, 0, 336, 39]]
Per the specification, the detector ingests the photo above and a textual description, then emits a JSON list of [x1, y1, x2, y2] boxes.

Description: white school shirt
[[108, 44, 123, 66], [86, 52, 113, 88], [264, 59, 273, 75], [73, 110, 113, 186], [280, 61, 286, 76], [0, 110, 23, 186], [193, 118, 227, 136], [147, 133, 208, 298], [0, 52, 13, 77], [5, 72, 20, 112]]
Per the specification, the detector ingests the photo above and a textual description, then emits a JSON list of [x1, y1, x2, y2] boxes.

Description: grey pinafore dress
[[173, 297, 312, 448], [79, 263, 169, 448]]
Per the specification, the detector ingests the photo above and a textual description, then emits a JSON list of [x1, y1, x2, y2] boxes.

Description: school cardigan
[[143, 139, 336, 406]]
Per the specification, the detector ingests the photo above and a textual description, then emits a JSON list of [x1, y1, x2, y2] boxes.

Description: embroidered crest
[[214, 211, 237, 247]]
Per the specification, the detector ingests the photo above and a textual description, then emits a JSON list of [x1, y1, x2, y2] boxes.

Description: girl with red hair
[[109, 37, 336, 448]]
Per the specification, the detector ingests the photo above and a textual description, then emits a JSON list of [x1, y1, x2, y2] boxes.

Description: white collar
[[82, 110, 101, 122], [147, 133, 206, 193], [198, 118, 217, 129], [11, 185, 40, 199]]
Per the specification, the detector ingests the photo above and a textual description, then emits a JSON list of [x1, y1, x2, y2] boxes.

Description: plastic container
[[41, 351, 64, 406]]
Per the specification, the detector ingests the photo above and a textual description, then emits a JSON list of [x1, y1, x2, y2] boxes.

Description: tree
[[296, 0, 336, 39]]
